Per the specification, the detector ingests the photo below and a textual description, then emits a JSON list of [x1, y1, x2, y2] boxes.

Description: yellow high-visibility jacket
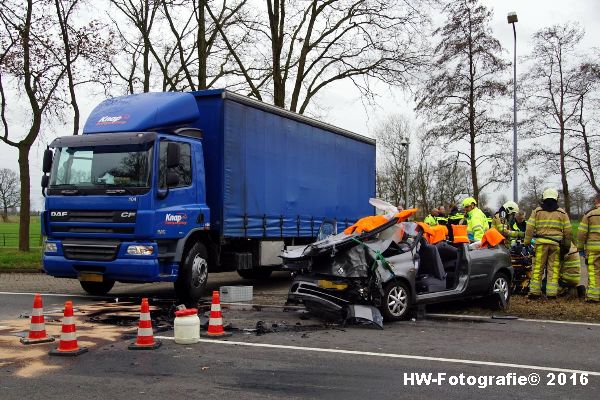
[[466, 207, 488, 241], [492, 212, 524, 241], [424, 214, 438, 226], [577, 205, 600, 252], [524, 207, 571, 247]]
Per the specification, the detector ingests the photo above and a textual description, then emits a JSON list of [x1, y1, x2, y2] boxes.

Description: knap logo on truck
[[165, 213, 187, 225], [96, 114, 130, 125]]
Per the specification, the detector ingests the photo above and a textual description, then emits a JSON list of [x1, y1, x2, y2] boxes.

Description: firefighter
[[513, 211, 527, 232], [462, 197, 488, 241], [577, 193, 600, 302], [493, 201, 524, 245], [524, 188, 571, 299], [424, 208, 439, 226], [558, 245, 584, 298], [436, 206, 448, 226]]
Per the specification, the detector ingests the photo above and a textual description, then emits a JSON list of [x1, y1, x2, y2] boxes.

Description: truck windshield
[[50, 143, 152, 190]]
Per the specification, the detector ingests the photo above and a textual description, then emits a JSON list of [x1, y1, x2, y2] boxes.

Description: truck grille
[[49, 210, 136, 236], [62, 240, 120, 261], [49, 210, 136, 223]]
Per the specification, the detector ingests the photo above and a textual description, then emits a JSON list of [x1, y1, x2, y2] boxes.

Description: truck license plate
[[79, 273, 104, 282]]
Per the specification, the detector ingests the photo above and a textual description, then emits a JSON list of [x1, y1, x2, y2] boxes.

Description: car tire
[[80, 280, 115, 296], [380, 280, 412, 321], [237, 268, 273, 280], [488, 271, 511, 310], [174, 242, 209, 306]]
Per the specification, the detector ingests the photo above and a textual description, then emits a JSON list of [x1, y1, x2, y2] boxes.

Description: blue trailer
[[40, 89, 376, 302]]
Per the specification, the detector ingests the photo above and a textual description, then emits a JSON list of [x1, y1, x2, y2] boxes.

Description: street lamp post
[[400, 137, 410, 208], [507, 11, 519, 203]]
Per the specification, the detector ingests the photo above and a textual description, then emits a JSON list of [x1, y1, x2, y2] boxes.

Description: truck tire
[[175, 242, 209, 306], [80, 280, 115, 296], [237, 268, 273, 280]]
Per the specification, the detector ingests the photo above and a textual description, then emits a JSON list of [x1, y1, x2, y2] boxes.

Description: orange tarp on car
[[480, 227, 505, 248]]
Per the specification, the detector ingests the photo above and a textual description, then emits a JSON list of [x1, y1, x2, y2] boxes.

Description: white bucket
[[174, 309, 200, 344]]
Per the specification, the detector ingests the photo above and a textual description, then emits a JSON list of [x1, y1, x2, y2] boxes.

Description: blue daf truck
[[40, 90, 376, 302]]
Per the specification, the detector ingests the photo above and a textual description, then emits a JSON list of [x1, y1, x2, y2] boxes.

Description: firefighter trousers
[[587, 252, 600, 302], [531, 244, 560, 296]]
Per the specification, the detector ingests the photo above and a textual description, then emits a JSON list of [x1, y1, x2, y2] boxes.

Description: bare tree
[[568, 61, 600, 195], [55, 0, 113, 134], [0, 0, 68, 250], [109, 0, 161, 92], [0, 168, 19, 222], [374, 115, 412, 208], [415, 0, 510, 201], [212, 0, 432, 113], [521, 23, 585, 214], [520, 175, 545, 214]]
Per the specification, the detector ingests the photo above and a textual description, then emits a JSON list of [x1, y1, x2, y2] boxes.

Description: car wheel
[[488, 272, 511, 310], [237, 268, 273, 280], [380, 281, 412, 321], [80, 279, 115, 296], [174, 242, 209, 306]]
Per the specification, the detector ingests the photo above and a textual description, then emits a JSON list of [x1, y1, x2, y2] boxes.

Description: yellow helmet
[[462, 197, 477, 208], [542, 188, 559, 200], [503, 201, 519, 214]]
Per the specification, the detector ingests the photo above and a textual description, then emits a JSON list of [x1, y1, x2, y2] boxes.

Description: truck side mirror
[[41, 175, 50, 188], [166, 171, 179, 187], [42, 149, 53, 173], [166, 142, 180, 169]]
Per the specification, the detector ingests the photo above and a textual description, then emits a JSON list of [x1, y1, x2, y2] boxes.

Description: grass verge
[[0, 249, 42, 271]]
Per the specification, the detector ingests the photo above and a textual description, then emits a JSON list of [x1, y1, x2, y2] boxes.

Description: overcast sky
[[1, 0, 599, 210]]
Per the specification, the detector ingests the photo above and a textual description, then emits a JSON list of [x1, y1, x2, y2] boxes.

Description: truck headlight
[[126, 245, 154, 256], [44, 242, 57, 253]]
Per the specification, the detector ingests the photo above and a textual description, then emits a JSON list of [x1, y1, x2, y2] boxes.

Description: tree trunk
[[559, 124, 571, 214], [267, 0, 285, 107], [467, 10, 479, 201], [18, 145, 31, 252], [198, 0, 207, 89]]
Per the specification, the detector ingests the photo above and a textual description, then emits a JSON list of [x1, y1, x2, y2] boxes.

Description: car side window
[[158, 141, 192, 189]]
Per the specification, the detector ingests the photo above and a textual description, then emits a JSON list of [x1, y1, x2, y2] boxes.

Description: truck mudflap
[[42, 255, 178, 283]]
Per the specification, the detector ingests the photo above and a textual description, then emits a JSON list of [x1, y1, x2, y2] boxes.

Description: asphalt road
[[0, 274, 599, 399]]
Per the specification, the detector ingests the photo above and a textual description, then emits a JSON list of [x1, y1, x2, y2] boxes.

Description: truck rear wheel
[[237, 268, 273, 280], [175, 242, 209, 306], [80, 280, 115, 296]]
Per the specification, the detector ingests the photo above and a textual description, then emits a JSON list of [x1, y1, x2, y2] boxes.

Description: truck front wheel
[[80, 280, 115, 296], [175, 242, 209, 305]]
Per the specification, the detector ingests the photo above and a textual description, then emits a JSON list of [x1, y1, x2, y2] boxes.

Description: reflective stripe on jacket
[[466, 207, 488, 242], [492, 213, 524, 240], [524, 207, 571, 247], [577, 206, 600, 252]]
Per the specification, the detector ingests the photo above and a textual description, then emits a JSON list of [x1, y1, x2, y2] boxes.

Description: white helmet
[[542, 188, 559, 200], [503, 201, 519, 214]]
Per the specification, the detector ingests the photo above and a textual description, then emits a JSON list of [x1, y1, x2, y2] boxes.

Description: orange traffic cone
[[21, 293, 55, 345], [129, 298, 161, 350], [49, 301, 88, 356], [202, 290, 231, 338]]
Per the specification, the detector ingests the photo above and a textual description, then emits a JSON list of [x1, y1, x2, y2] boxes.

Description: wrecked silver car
[[283, 218, 513, 324]]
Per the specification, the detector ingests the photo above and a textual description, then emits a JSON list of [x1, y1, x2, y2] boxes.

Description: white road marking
[[155, 336, 600, 377], [427, 313, 600, 327]]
